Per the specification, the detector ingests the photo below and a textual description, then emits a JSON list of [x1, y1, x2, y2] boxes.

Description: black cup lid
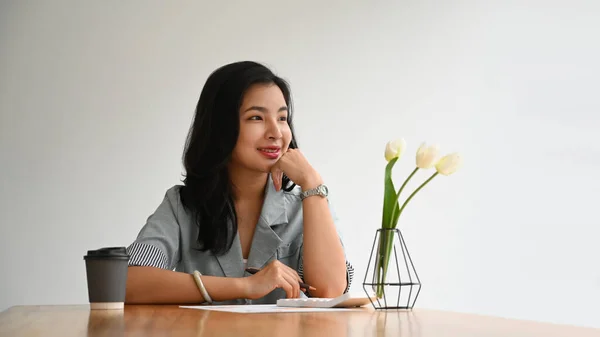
[[84, 247, 129, 260]]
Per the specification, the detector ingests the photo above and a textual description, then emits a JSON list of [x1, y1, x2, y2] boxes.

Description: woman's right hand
[[243, 260, 304, 300]]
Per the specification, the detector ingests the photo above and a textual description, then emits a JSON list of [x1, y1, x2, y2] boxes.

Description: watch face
[[319, 185, 328, 196]]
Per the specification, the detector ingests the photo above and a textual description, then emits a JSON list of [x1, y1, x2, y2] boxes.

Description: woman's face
[[230, 83, 292, 173]]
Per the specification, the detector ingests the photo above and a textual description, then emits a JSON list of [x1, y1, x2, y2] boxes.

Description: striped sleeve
[[127, 242, 169, 269], [297, 259, 355, 294], [126, 187, 181, 270]]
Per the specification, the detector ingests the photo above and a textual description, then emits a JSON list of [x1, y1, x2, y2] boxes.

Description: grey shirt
[[126, 175, 354, 305]]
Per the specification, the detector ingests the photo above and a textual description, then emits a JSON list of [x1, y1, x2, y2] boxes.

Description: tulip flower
[[375, 139, 462, 298], [435, 153, 462, 176], [384, 139, 407, 162], [416, 143, 440, 169]]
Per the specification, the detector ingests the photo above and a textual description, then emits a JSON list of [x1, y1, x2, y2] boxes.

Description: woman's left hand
[[271, 149, 322, 191]]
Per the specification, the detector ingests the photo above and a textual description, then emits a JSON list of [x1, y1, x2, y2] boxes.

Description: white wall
[[1, 0, 599, 328]]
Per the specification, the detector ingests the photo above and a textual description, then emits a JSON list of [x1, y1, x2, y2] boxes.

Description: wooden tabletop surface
[[1, 304, 598, 337]]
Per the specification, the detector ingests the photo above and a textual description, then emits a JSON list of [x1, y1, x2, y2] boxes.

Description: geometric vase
[[362, 228, 421, 309]]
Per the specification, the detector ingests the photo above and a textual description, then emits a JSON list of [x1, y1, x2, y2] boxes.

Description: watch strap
[[300, 184, 328, 200]]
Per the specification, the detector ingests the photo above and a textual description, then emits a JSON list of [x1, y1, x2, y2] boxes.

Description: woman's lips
[[258, 147, 280, 159]]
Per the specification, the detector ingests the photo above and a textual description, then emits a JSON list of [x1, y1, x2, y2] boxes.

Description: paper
[[179, 304, 366, 313]]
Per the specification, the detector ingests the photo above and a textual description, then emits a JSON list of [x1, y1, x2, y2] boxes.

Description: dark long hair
[[180, 61, 298, 255]]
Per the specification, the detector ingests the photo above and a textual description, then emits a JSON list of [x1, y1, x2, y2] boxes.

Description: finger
[[273, 265, 294, 298], [277, 171, 283, 190], [278, 269, 296, 298], [270, 165, 277, 190], [279, 263, 302, 288], [282, 264, 303, 283], [279, 276, 295, 298], [272, 169, 283, 191], [291, 270, 303, 297], [281, 269, 301, 298], [286, 268, 309, 295], [294, 270, 302, 283]]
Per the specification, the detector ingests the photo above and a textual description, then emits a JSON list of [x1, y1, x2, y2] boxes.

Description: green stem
[[376, 229, 396, 296], [376, 171, 439, 297], [389, 167, 419, 228], [395, 171, 439, 226], [378, 167, 418, 297]]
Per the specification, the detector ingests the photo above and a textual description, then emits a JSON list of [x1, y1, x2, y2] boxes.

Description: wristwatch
[[300, 184, 329, 200]]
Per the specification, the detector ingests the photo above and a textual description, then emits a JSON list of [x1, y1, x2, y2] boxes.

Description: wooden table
[[1, 304, 598, 337]]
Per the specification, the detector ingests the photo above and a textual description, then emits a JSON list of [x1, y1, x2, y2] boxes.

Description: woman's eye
[[279, 116, 288, 121], [249, 116, 262, 121]]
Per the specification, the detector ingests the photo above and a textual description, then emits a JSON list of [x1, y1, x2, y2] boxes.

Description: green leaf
[[382, 157, 399, 229], [377, 158, 399, 297]]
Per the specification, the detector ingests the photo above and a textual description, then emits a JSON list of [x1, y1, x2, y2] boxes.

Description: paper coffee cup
[[84, 247, 130, 310]]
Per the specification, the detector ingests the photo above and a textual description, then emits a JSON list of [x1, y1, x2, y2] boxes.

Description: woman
[[125, 61, 354, 305]]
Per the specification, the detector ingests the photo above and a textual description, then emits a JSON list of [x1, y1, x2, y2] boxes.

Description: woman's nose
[[266, 119, 283, 139]]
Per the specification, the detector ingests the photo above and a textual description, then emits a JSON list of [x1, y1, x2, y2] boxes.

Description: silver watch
[[300, 184, 329, 200]]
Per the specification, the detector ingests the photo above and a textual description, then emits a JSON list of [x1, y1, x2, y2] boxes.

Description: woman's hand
[[271, 149, 323, 191], [243, 260, 304, 300]]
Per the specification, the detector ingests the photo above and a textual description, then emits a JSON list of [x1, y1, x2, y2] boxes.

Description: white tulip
[[435, 153, 462, 176], [384, 139, 407, 162], [416, 143, 440, 169]]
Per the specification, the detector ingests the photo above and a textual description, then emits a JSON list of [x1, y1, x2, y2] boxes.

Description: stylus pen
[[245, 267, 317, 291]]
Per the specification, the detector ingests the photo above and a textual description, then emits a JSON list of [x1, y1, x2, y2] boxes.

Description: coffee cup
[[83, 247, 130, 310]]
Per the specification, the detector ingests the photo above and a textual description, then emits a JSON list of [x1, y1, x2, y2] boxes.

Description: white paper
[[179, 304, 367, 313]]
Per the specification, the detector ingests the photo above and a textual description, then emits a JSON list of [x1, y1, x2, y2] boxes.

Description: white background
[[1, 0, 599, 329]]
